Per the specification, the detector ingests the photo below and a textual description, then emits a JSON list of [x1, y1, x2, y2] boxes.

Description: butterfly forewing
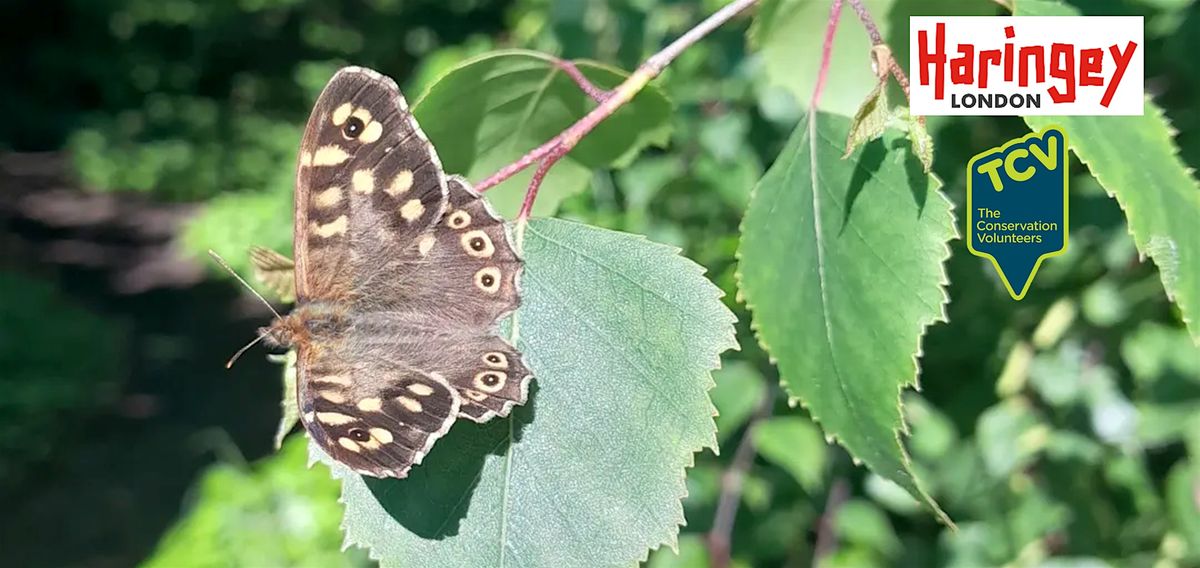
[[293, 66, 449, 303]]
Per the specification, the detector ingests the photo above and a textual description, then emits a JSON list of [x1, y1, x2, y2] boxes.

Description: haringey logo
[[910, 16, 1144, 116]]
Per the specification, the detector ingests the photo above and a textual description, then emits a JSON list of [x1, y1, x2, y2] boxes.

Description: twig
[[810, 0, 844, 110], [845, 0, 911, 100], [474, 0, 761, 226], [556, 60, 611, 102], [812, 478, 850, 564], [707, 387, 777, 568]]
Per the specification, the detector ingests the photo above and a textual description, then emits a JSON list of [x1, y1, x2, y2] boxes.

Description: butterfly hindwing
[[293, 66, 449, 303], [396, 176, 523, 326], [297, 343, 460, 478]]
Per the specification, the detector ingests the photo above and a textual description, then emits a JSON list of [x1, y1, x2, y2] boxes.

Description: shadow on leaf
[[360, 382, 538, 539]]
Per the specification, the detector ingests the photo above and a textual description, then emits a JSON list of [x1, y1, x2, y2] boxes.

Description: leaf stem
[[474, 0, 761, 225], [811, 0, 844, 110], [706, 387, 777, 568], [555, 59, 612, 102]]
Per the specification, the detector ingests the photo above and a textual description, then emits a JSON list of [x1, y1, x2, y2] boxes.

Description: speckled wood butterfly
[[248, 66, 532, 478]]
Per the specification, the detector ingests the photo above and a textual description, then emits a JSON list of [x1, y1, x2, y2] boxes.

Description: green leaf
[[976, 398, 1048, 477], [144, 437, 368, 568], [752, 0, 995, 117], [753, 0, 890, 117], [319, 219, 737, 567], [1165, 461, 1200, 558], [273, 351, 299, 450], [710, 360, 767, 441], [645, 534, 710, 568], [844, 77, 890, 158], [753, 417, 828, 493], [737, 111, 955, 524], [895, 107, 934, 173], [1019, 1, 1200, 344], [414, 50, 672, 217], [182, 187, 295, 277], [834, 499, 902, 557]]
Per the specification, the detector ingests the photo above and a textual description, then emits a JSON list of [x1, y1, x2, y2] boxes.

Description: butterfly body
[[256, 66, 532, 478]]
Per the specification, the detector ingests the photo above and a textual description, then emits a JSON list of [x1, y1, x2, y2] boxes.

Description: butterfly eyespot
[[474, 267, 501, 293], [461, 230, 494, 258], [343, 116, 365, 139], [348, 428, 371, 442], [484, 352, 508, 368], [447, 210, 471, 229], [474, 371, 507, 393]]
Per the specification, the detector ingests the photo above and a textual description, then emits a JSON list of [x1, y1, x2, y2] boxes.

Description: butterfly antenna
[[225, 334, 267, 369], [207, 249, 282, 319]]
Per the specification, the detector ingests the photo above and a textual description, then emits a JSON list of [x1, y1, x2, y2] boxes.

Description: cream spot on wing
[[417, 235, 436, 257], [474, 266, 501, 293], [331, 103, 354, 126], [407, 383, 435, 396], [386, 170, 413, 196], [474, 371, 507, 393], [303, 411, 315, 423], [357, 398, 382, 412], [300, 151, 313, 167], [312, 145, 350, 167], [338, 437, 362, 452], [317, 412, 357, 425], [370, 428, 394, 444], [352, 169, 374, 194], [320, 390, 346, 404], [313, 375, 351, 386], [360, 121, 383, 144], [360, 438, 381, 450], [397, 396, 423, 413], [314, 186, 343, 209], [484, 352, 508, 368], [461, 230, 494, 258], [400, 199, 425, 222], [464, 389, 487, 402], [447, 210, 471, 229], [310, 215, 348, 238]]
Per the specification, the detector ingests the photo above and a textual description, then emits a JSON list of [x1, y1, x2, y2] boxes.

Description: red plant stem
[[476, 0, 761, 224], [811, 0, 844, 110], [556, 60, 611, 102]]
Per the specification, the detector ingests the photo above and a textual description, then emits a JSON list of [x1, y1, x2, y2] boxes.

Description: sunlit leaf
[[145, 438, 367, 568], [320, 219, 737, 567], [415, 50, 672, 217], [737, 111, 955, 523], [1019, 0, 1200, 344]]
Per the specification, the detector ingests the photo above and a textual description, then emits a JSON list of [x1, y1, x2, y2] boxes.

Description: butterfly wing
[[392, 176, 533, 421], [290, 66, 457, 477], [293, 66, 449, 303], [296, 338, 461, 478]]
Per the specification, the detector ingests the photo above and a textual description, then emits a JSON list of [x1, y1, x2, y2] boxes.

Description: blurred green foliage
[[144, 437, 369, 568], [3, 0, 1199, 566], [0, 272, 126, 489]]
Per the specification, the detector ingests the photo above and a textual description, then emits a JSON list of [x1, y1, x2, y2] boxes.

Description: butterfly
[[243, 66, 532, 478]]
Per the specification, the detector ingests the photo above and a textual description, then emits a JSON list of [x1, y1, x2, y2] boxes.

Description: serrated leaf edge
[[313, 220, 739, 565], [733, 111, 957, 527]]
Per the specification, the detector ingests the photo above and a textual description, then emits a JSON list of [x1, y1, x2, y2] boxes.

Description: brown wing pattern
[[296, 338, 461, 478], [293, 66, 448, 303], [289, 68, 532, 477]]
